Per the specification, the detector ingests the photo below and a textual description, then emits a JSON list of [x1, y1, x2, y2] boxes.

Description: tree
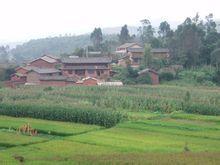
[[158, 21, 171, 38], [171, 17, 204, 67], [200, 14, 219, 65], [138, 19, 154, 44], [74, 48, 85, 57], [211, 48, 220, 70], [205, 13, 217, 33], [118, 25, 131, 44], [90, 28, 103, 50], [0, 46, 9, 62], [142, 44, 152, 68]]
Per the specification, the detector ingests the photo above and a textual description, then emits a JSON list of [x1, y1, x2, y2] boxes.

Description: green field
[[0, 85, 220, 164]]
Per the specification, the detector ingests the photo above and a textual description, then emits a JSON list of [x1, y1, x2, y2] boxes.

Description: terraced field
[[0, 112, 219, 164], [0, 85, 219, 164]]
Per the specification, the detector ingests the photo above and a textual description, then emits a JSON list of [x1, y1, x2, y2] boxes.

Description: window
[[75, 70, 85, 76], [88, 69, 95, 74], [133, 58, 139, 63], [96, 70, 104, 76], [97, 70, 101, 76]]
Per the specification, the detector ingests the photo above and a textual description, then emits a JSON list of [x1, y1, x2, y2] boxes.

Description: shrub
[[159, 72, 175, 81], [213, 71, 220, 85], [136, 73, 152, 84], [182, 103, 220, 116], [43, 86, 53, 91], [0, 103, 126, 128]]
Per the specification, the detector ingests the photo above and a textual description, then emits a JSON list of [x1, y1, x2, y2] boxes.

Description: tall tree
[[118, 25, 131, 44], [211, 48, 220, 70], [0, 46, 9, 62], [90, 28, 103, 50], [171, 17, 204, 67], [200, 13, 220, 65], [158, 21, 171, 38], [205, 13, 217, 33], [142, 44, 152, 68], [138, 19, 155, 44], [158, 21, 172, 47]]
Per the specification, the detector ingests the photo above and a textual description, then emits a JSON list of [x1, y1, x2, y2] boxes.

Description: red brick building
[[39, 76, 77, 86], [29, 55, 59, 68], [116, 43, 144, 68], [61, 57, 112, 80], [151, 48, 170, 59], [26, 68, 61, 85], [138, 68, 159, 85]]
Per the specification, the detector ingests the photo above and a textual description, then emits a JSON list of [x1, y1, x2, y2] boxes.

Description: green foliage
[[0, 66, 15, 81], [138, 19, 155, 43], [183, 103, 220, 116], [213, 71, 220, 85], [74, 47, 85, 57], [159, 72, 175, 81], [43, 86, 53, 92], [184, 91, 191, 103], [176, 66, 217, 86], [118, 25, 131, 44], [136, 73, 152, 84], [142, 44, 152, 68], [11, 35, 92, 62], [90, 28, 103, 50], [211, 48, 220, 70], [113, 66, 138, 84], [0, 103, 125, 128]]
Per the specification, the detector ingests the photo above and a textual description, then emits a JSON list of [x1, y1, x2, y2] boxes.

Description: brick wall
[[29, 59, 57, 68], [26, 72, 41, 84], [40, 80, 67, 87], [150, 72, 159, 85], [16, 68, 28, 74]]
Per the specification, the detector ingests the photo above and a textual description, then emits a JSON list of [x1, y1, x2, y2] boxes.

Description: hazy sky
[[0, 0, 219, 42]]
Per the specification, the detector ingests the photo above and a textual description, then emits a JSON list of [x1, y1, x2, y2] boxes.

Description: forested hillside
[[9, 34, 119, 63], [10, 35, 91, 62]]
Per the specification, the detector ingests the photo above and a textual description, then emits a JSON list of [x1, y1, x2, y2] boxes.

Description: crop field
[[0, 85, 220, 164]]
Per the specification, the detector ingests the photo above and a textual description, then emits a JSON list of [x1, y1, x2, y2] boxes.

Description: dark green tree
[[118, 25, 131, 44], [74, 48, 85, 57], [211, 48, 220, 70], [200, 14, 220, 65], [158, 21, 171, 38], [138, 19, 155, 44], [143, 44, 152, 68], [171, 17, 204, 67], [90, 28, 103, 50], [0, 46, 9, 62]]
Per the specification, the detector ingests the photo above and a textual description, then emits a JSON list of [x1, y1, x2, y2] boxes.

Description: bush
[[213, 71, 220, 85], [182, 103, 220, 116], [137, 73, 152, 84], [0, 103, 126, 128], [43, 86, 53, 91], [159, 72, 175, 81]]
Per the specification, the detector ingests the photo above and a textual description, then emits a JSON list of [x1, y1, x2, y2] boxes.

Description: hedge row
[[182, 103, 220, 116], [0, 103, 126, 128]]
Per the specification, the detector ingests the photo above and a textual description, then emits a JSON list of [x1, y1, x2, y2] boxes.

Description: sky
[[0, 0, 219, 43]]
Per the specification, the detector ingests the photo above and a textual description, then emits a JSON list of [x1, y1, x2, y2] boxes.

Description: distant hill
[[10, 34, 119, 63]]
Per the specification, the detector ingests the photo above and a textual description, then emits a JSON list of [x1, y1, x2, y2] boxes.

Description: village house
[[28, 55, 59, 68], [151, 48, 170, 59], [116, 42, 170, 68], [26, 67, 61, 85], [138, 68, 159, 85], [116, 43, 144, 68], [61, 57, 112, 80]]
